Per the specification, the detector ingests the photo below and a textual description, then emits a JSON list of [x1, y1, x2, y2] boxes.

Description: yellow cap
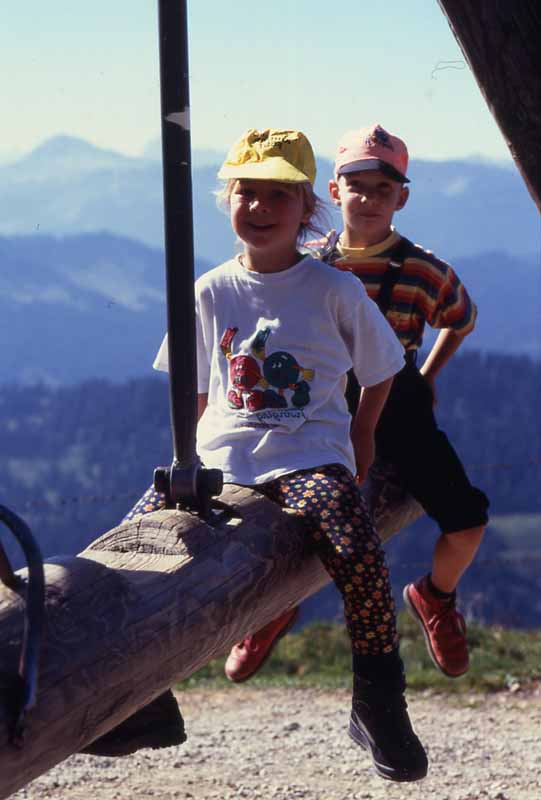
[[218, 129, 316, 185]]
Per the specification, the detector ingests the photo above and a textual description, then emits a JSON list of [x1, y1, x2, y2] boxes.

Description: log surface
[[0, 476, 421, 798]]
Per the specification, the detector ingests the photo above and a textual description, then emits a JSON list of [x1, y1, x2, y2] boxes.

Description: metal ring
[[0, 505, 45, 746]]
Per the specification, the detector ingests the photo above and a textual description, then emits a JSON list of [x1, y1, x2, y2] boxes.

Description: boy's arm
[[420, 328, 468, 402], [351, 376, 394, 483], [197, 393, 208, 421]]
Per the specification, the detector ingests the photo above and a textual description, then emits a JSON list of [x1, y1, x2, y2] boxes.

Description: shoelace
[[240, 635, 260, 652], [428, 599, 467, 640]]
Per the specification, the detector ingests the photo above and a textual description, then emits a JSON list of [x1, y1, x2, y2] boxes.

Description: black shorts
[[348, 363, 489, 534]]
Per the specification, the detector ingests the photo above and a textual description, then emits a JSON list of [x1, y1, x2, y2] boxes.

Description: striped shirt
[[309, 229, 477, 351]]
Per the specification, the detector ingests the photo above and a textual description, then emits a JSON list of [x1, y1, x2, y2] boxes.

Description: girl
[[124, 129, 427, 782]]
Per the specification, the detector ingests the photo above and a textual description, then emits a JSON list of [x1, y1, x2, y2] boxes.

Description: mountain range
[[1, 138, 539, 627], [0, 135, 539, 385], [1, 134, 539, 264]]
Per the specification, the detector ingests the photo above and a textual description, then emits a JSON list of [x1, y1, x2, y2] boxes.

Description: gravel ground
[[13, 686, 541, 800]]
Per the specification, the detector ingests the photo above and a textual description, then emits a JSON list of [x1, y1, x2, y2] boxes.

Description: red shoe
[[225, 607, 299, 683], [403, 576, 469, 678]]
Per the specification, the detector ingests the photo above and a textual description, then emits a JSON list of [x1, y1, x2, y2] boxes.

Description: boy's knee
[[442, 525, 485, 549], [432, 486, 489, 535]]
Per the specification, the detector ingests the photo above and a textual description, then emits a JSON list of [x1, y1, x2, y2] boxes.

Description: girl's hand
[[350, 377, 393, 484], [353, 429, 376, 485]]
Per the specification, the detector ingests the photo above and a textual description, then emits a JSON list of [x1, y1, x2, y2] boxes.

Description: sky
[[3, 0, 513, 164]]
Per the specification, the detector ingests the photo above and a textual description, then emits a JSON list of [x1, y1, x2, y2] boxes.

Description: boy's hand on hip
[[420, 327, 467, 407], [421, 373, 437, 406]]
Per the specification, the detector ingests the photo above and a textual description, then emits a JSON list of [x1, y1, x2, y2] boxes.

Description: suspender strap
[[316, 230, 341, 265], [375, 236, 413, 317]]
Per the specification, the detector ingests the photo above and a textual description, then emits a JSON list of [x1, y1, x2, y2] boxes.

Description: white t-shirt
[[154, 255, 404, 485]]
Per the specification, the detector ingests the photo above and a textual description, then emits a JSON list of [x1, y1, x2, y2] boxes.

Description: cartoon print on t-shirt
[[220, 324, 315, 411], [252, 327, 314, 408], [220, 327, 268, 411]]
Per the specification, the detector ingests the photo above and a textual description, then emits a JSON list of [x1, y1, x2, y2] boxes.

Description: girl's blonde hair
[[215, 179, 330, 245]]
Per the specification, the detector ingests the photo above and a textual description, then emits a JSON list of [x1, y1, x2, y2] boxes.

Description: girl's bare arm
[[350, 376, 394, 483]]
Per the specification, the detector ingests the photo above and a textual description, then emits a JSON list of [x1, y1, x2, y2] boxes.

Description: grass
[[180, 612, 541, 693]]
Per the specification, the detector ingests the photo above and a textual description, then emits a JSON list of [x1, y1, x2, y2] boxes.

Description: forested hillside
[[1, 232, 539, 387], [1, 351, 540, 625]]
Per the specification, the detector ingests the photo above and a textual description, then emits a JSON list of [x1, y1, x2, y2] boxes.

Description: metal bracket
[[0, 505, 45, 747], [154, 460, 223, 519]]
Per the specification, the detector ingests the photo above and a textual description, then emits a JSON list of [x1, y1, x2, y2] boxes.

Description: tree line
[[1, 350, 539, 625]]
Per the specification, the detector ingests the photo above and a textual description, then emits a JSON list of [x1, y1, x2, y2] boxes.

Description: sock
[[427, 573, 456, 600], [352, 647, 405, 691]]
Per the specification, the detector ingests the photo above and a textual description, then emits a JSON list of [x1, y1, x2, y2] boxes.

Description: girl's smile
[[230, 179, 310, 272]]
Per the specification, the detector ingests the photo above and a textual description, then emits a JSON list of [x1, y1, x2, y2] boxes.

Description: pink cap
[[334, 124, 410, 183]]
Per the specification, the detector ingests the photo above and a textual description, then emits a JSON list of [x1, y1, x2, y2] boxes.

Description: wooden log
[[0, 475, 421, 798], [438, 0, 541, 212]]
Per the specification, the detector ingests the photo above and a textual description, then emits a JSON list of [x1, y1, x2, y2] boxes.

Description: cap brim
[[337, 158, 409, 184], [218, 157, 313, 184]]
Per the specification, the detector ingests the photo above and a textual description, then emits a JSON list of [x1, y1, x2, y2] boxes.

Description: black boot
[[81, 689, 187, 757], [349, 651, 428, 782]]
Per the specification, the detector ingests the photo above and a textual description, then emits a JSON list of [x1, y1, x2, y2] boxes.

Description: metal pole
[[154, 0, 222, 511], [157, 0, 197, 470]]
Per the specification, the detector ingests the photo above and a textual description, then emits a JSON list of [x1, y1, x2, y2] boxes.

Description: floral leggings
[[124, 463, 398, 656]]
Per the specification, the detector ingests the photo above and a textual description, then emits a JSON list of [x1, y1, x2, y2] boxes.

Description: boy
[[225, 123, 488, 683]]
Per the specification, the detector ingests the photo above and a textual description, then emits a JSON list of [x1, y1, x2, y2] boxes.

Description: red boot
[[225, 607, 299, 682], [403, 575, 469, 678]]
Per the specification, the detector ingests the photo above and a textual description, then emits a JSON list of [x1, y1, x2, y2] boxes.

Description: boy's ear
[[328, 179, 341, 206], [395, 185, 409, 211]]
